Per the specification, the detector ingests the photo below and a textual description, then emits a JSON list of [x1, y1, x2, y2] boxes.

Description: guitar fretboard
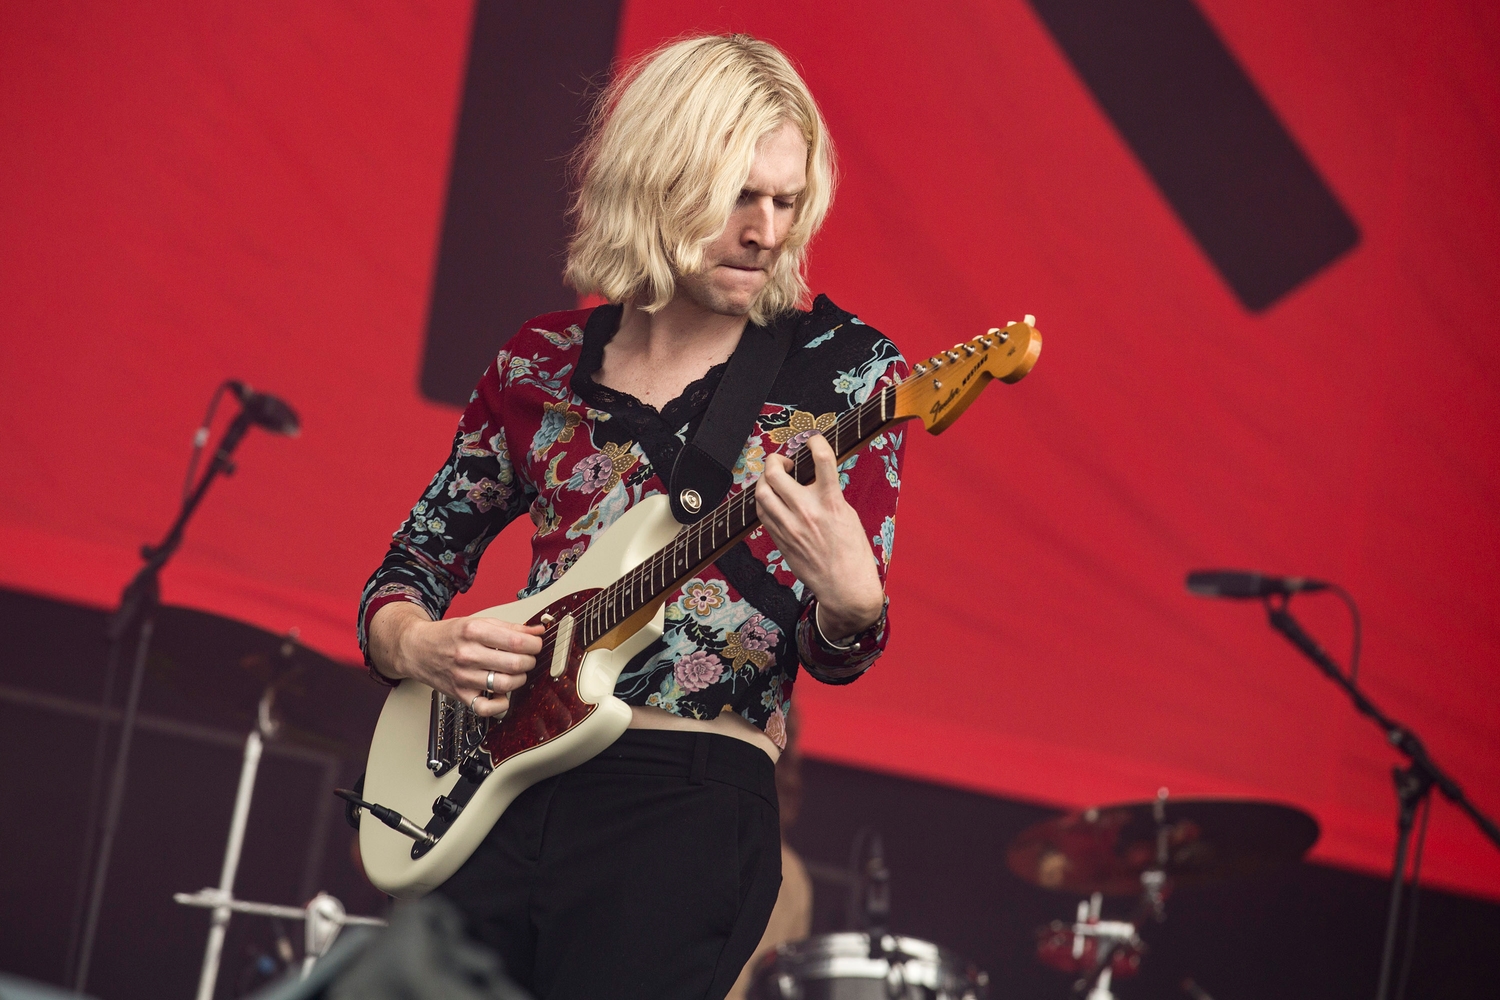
[[567, 382, 900, 649]]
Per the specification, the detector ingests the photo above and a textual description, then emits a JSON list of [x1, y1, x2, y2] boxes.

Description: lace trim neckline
[[571, 304, 732, 433]]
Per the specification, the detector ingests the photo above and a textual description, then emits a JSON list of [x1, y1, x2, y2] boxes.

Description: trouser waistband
[[573, 728, 778, 809]]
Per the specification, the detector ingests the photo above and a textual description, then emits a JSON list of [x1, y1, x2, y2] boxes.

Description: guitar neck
[[574, 383, 905, 648], [567, 316, 1043, 649]]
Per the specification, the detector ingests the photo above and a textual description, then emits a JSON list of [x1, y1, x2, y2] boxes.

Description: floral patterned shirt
[[358, 296, 906, 749]]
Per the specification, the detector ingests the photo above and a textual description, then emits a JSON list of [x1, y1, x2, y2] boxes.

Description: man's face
[[676, 120, 808, 318]]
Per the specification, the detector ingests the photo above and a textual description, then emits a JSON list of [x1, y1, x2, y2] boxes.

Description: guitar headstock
[[894, 315, 1042, 433]]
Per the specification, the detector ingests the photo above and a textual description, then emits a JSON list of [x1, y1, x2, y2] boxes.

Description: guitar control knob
[[459, 756, 492, 782], [432, 795, 462, 822]]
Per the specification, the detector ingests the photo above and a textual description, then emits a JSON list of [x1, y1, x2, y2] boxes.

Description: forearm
[[367, 601, 434, 682]]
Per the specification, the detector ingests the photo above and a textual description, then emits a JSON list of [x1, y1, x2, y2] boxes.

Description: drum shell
[[749, 932, 989, 1000]]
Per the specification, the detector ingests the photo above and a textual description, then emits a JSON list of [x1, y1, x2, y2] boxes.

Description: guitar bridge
[[426, 690, 489, 775]]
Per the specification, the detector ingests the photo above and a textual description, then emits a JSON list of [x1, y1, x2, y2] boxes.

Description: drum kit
[[749, 790, 1319, 1000]]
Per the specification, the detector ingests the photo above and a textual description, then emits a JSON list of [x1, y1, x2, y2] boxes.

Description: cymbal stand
[[189, 680, 282, 1000], [65, 407, 261, 994], [1263, 596, 1500, 1000], [1068, 893, 1142, 1000], [1073, 790, 1169, 1000], [175, 661, 390, 992]]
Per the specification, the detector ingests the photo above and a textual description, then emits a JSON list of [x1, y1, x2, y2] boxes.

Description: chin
[[716, 294, 756, 317], [687, 281, 761, 318]]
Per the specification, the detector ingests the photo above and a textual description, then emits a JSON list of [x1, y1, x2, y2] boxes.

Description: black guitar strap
[[666, 312, 797, 524], [630, 310, 804, 643]]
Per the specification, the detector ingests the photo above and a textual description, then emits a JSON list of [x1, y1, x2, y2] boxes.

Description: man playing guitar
[[359, 34, 906, 1000]]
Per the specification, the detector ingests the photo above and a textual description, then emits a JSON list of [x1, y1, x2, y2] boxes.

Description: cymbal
[[1007, 798, 1319, 896]]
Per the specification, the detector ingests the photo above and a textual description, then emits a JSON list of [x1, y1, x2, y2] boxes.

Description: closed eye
[[739, 190, 801, 210]]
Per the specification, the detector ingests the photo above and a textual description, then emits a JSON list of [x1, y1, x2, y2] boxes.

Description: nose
[[742, 195, 779, 251]]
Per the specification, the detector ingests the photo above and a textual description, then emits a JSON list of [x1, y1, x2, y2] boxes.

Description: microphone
[[1186, 569, 1329, 599], [227, 381, 301, 437]]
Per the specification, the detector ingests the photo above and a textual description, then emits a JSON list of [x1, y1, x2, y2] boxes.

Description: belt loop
[[690, 733, 710, 784]]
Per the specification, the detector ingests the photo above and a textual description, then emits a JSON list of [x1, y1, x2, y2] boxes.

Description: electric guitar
[[355, 317, 1042, 896]]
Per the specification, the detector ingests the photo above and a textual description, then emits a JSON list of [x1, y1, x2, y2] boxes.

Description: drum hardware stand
[[1068, 790, 1171, 1000], [1262, 595, 1500, 1000], [174, 891, 387, 979], [174, 669, 388, 995], [1013, 793, 1316, 1000], [845, 827, 890, 932], [190, 670, 285, 999], [858, 831, 891, 960], [1064, 891, 1149, 1000], [65, 402, 282, 994], [842, 827, 920, 997]]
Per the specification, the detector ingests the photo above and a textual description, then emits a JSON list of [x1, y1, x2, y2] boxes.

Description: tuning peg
[[911, 362, 927, 375], [963, 343, 977, 355], [945, 350, 960, 362], [928, 355, 942, 367], [1024, 314, 1036, 326]]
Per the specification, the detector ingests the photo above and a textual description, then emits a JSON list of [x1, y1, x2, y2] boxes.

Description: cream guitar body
[[354, 318, 1042, 898], [360, 494, 680, 897]]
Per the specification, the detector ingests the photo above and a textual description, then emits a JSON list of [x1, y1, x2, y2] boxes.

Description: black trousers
[[435, 729, 782, 1000]]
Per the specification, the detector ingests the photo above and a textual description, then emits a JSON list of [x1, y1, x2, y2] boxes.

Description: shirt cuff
[[797, 596, 889, 685]]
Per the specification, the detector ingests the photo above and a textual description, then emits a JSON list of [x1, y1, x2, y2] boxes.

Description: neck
[[617, 295, 748, 360]]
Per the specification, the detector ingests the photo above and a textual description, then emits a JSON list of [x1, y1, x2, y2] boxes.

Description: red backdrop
[[2, 1, 1497, 898]]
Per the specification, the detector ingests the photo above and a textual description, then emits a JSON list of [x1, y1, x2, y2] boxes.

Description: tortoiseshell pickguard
[[478, 589, 598, 766]]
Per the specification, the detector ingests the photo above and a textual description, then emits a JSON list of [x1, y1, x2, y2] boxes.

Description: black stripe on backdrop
[[1027, 0, 1359, 311], [421, 0, 624, 407], [423, 1, 1363, 406]]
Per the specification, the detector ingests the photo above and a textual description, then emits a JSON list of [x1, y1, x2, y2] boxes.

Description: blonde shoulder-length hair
[[565, 34, 836, 324]]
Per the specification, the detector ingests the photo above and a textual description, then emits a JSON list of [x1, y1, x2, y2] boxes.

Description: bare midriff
[[628, 704, 780, 763]]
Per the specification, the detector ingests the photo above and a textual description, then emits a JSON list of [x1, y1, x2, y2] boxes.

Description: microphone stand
[[66, 409, 258, 993], [1262, 597, 1500, 1000]]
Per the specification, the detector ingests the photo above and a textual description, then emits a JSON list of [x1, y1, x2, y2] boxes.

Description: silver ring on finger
[[470, 694, 482, 712], [485, 670, 495, 694]]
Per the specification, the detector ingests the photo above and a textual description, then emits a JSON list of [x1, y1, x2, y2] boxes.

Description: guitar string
[[574, 380, 895, 649], [457, 390, 864, 729], [587, 328, 1014, 638]]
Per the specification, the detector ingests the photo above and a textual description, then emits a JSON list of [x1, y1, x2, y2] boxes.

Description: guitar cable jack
[[334, 788, 437, 846]]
